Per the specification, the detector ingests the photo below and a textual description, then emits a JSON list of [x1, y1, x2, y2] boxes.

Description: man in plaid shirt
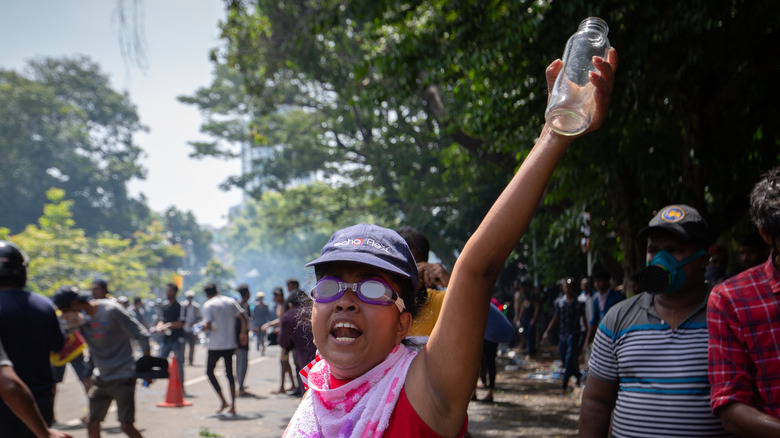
[[708, 166, 780, 436]]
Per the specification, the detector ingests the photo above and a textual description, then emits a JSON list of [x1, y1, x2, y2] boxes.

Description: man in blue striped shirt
[[579, 205, 731, 437]]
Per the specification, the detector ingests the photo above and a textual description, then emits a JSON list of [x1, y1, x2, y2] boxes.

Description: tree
[[195, 258, 237, 299], [160, 206, 214, 287], [205, 1, 778, 285], [0, 56, 150, 237], [128, 219, 186, 293], [224, 182, 391, 293], [3, 188, 184, 297], [5, 188, 94, 296]]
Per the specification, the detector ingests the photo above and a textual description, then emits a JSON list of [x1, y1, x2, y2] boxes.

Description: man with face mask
[[708, 167, 780, 436], [579, 205, 731, 437]]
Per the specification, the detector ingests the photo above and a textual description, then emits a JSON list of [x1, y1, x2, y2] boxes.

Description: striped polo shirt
[[589, 292, 731, 437]]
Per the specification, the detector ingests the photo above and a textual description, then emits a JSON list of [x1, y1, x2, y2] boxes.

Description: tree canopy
[[0, 56, 150, 237], [1, 188, 184, 296], [223, 182, 393, 293], [159, 206, 214, 276], [1, 55, 220, 295], [185, 0, 778, 285]]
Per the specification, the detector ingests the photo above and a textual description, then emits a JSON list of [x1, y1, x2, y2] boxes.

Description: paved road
[[53, 343, 302, 438], [52, 343, 573, 437]]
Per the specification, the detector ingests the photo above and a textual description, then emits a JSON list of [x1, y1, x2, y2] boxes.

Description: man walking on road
[[584, 271, 624, 345], [52, 287, 151, 438], [251, 292, 272, 354], [202, 283, 248, 415], [278, 290, 315, 397], [154, 283, 186, 393], [181, 290, 202, 366], [234, 284, 252, 396]]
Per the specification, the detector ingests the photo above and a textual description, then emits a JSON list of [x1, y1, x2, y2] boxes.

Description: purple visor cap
[[306, 223, 419, 291]]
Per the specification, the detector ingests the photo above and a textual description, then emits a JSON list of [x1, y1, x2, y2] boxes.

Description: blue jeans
[[558, 332, 582, 390], [522, 317, 536, 356], [159, 336, 185, 387], [235, 348, 248, 391]]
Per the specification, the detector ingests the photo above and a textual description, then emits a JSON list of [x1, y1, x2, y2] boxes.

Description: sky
[[0, 0, 243, 228]]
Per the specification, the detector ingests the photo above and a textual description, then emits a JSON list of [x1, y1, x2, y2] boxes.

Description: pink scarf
[[283, 344, 418, 438]]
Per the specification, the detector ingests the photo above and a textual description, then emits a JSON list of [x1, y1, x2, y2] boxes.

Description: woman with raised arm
[[284, 48, 618, 437]]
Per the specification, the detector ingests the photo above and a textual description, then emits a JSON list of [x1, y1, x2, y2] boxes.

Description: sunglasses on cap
[[311, 276, 405, 312]]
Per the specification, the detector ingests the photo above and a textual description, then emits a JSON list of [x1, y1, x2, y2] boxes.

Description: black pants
[[206, 349, 235, 395], [0, 390, 53, 437], [480, 340, 499, 390]]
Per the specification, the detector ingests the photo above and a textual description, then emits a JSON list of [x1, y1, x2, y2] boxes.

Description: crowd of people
[[1, 46, 780, 438], [0, 255, 321, 438]]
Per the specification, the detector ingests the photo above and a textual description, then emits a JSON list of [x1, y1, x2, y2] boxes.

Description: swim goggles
[[311, 276, 406, 312]]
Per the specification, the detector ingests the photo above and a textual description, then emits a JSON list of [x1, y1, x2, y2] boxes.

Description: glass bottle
[[545, 17, 610, 136]]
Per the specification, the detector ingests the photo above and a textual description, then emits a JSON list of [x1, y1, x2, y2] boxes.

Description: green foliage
[[0, 56, 150, 237], [8, 188, 183, 296], [160, 207, 214, 284], [224, 182, 392, 291], [198, 427, 222, 438], [204, 0, 779, 286], [191, 258, 237, 298]]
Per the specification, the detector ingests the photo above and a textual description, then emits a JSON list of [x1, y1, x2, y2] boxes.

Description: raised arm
[[406, 48, 618, 436]]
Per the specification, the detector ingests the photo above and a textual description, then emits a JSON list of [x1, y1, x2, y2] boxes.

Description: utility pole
[[580, 211, 593, 276]]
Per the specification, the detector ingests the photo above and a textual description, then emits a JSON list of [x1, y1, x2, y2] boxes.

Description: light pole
[[580, 211, 593, 277]]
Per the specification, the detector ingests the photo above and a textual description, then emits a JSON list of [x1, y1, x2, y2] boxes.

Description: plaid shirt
[[708, 252, 780, 417]]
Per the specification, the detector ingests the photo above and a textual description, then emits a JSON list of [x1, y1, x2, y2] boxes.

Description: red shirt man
[[708, 166, 780, 436]]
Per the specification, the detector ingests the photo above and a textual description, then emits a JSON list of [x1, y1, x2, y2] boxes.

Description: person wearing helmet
[[0, 241, 65, 437]]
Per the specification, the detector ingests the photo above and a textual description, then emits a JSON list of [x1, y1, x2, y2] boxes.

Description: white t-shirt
[[203, 295, 242, 350]]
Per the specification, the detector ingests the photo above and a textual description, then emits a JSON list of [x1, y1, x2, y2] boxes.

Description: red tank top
[[384, 388, 468, 437], [328, 375, 468, 437]]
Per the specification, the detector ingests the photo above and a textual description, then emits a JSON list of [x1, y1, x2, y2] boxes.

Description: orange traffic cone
[[156, 355, 192, 408]]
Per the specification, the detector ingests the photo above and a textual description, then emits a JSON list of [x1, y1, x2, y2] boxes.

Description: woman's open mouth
[[331, 321, 362, 343]]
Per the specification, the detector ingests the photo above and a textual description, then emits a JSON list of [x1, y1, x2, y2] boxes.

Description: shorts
[[88, 377, 136, 423]]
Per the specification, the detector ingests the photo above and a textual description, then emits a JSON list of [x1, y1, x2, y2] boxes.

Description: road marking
[[184, 355, 271, 386], [66, 355, 273, 422]]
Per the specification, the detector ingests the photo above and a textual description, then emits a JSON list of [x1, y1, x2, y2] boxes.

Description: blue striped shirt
[[588, 292, 731, 437]]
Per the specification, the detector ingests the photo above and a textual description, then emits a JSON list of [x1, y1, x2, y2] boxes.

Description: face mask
[[638, 249, 706, 294]]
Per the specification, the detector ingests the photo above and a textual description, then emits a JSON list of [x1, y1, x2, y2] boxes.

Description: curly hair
[[750, 167, 780, 240]]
